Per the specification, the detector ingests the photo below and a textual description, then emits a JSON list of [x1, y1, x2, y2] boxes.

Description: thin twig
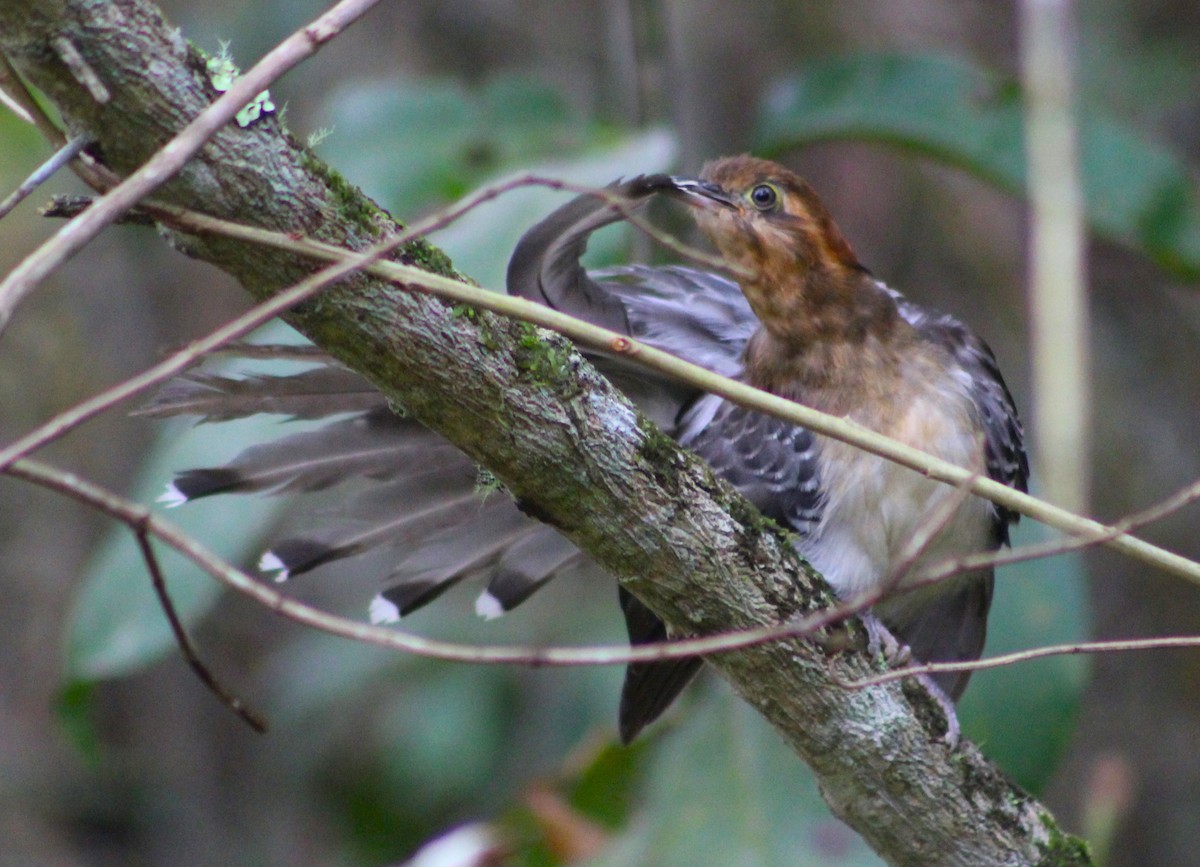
[[800, 466, 984, 656], [0, 51, 123, 194], [0, 74, 33, 123], [0, 192, 452, 472], [916, 470, 1200, 585], [0, 135, 91, 221], [8, 451, 1200, 691], [0, 174, 728, 471], [40, 187, 1200, 588], [132, 523, 268, 732], [20, 452, 1190, 685], [0, 0, 383, 333], [881, 458, 982, 591], [845, 634, 1200, 691], [52, 36, 110, 104], [41, 173, 745, 278]]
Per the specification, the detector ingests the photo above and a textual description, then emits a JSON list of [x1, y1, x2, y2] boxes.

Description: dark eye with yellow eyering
[[749, 183, 779, 211]]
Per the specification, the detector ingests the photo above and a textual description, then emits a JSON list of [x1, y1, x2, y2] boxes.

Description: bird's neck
[[741, 269, 910, 409]]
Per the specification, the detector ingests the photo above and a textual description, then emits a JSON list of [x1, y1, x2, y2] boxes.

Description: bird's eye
[[749, 183, 779, 211]]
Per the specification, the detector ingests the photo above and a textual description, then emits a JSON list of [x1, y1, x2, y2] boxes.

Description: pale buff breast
[[799, 369, 995, 600]]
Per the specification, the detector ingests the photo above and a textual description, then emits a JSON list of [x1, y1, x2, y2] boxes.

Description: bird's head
[[660, 155, 861, 278], [648, 155, 872, 343]]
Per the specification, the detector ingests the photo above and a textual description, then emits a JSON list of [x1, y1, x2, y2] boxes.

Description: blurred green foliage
[[583, 687, 883, 867], [317, 74, 589, 209], [958, 519, 1089, 793]]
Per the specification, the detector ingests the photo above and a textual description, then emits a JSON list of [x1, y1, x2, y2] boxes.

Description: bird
[[146, 155, 1027, 743]]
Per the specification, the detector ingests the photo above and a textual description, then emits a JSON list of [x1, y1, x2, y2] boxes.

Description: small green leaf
[[206, 54, 239, 93], [235, 89, 275, 127], [757, 53, 1200, 278], [568, 739, 645, 829]]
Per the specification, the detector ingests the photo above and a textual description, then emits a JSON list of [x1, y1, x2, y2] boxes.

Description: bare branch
[[917, 471, 1200, 585], [22, 185, 1200, 587], [92, 200, 1200, 585], [15, 447, 1194, 723], [1, 456, 847, 668]]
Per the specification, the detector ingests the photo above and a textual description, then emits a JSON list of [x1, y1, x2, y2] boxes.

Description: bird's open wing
[[507, 177, 756, 429], [149, 184, 760, 629]]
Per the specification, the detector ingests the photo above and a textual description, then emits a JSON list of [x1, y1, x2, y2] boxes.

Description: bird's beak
[[637, 174, 737, 210], [663, 176, 738, 210]]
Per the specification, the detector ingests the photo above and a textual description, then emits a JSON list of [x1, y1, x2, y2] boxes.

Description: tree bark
[[0, 1, 1088, 863]]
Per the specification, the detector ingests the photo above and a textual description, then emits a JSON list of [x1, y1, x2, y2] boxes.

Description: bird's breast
[[800, 371, 994, 600]]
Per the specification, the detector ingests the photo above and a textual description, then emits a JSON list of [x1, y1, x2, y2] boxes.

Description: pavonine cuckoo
[[149, 155, 1028, 743]]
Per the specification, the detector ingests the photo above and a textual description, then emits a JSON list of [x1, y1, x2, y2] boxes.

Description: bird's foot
[[862, 613, 911, 667]]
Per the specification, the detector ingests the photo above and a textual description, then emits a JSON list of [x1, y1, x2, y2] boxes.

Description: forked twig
[[132, 522, 268, 732]]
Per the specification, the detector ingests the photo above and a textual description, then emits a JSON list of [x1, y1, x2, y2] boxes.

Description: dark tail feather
[[262, 493, 480, 582], [162, 409, 430, 505], [616, 587, 703, 743], [260, 469, 483, 581], [376, 501, 535, 619], [135, 365, 384, 423], [474, 526, 583, 618]]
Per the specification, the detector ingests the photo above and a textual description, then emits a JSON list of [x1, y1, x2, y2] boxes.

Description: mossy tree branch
[[0, 1, 1087, 863]]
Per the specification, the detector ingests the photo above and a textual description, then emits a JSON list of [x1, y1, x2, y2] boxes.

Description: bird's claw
[[862, 613, 912, 667]]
